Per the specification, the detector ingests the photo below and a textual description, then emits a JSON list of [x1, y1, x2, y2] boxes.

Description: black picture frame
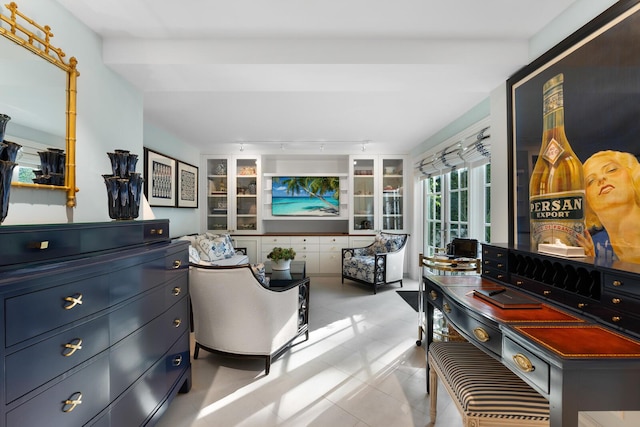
[[177, 161, 199, 208], [507, 0, 640, 261], [144, 148, 176, 207]]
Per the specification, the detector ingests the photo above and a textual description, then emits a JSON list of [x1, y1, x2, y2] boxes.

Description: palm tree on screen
[[273, 177, 339, 212]]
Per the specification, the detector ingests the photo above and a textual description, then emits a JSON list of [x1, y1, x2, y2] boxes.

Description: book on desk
[[473, 287, 542, 309]]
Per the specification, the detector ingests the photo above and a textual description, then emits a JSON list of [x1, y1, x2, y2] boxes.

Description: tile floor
[[156, 276, 463, 427]]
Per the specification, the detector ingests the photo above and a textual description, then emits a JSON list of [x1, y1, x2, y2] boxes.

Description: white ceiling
[[56, 0, 578, 156]]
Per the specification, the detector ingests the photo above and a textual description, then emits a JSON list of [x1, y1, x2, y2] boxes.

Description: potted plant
[[267, 247, 296, 270]]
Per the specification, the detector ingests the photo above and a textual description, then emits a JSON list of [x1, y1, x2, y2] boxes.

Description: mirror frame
[[0, 1, 79, 207]]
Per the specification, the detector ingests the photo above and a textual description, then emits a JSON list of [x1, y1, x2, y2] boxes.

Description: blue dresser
[[0, 220, 191, 426]]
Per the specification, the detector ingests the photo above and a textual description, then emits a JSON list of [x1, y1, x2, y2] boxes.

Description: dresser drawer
[[102, 331, 190, 427], [5, 315, 110, 403], [143, 220, 170, 242], [109, 297, 189, 399], [6, 353, 110, 427], [502, 336, 550, 395], [5, 274, 112, 347], [442, 296, 502, 357]]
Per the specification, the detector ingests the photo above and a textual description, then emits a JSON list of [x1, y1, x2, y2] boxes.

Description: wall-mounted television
[[271, 176, 340, 217]]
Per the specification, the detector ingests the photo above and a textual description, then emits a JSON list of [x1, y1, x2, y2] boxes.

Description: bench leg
[[429, 362, 438, 422]]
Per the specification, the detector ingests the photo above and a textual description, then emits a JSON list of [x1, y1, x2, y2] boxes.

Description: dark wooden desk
[[424, 273, 640, 427]]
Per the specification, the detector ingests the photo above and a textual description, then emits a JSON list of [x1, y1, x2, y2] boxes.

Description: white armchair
[[189, 264, 309, 375], [342, 232, 408, 294]]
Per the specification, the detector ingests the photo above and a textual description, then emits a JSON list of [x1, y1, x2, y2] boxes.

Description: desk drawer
[[442, 296, 502, 357], [424, 279, 444, 310], [502, 336, 550, 395]]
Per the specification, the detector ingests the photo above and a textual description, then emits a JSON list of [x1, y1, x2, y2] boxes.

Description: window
[[423, 161, 490, 256]]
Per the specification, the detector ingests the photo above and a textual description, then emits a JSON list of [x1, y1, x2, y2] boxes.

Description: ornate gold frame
[[0, 1, 79, 207]]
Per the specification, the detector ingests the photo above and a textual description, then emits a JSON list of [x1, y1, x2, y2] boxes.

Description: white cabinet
[[319, 236, 349, 273], [232, 236, 260, 264], [291, 235, 320, 274], [259, 235, 348, 275], [203, 156, 260, 234], [349, 155, 406, 233]]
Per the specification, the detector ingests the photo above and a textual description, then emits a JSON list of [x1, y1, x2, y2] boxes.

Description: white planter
[[272, 259, 292, 270]]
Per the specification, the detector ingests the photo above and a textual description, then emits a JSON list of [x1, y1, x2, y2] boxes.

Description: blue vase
[[0, 160, 17, 223], [0, 113, 10, 142]]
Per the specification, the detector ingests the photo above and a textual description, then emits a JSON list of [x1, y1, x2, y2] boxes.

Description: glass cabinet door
[[352, 158, 375, 232], [235, 158, 258, 232], [206, 158, 229, 231], [381, 158, 404, 231]]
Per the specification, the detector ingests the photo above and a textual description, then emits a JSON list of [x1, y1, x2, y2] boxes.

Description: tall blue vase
[[0, 113, 10, 143]]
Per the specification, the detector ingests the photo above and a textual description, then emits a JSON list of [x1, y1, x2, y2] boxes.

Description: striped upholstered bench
[[428, 341, 549, 426]]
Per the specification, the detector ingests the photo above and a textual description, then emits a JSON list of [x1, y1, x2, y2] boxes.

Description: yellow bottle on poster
[[529, 73, 585, 247]]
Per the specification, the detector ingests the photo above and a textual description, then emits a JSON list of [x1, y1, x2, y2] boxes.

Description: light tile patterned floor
[[156, 276, 462, 427]]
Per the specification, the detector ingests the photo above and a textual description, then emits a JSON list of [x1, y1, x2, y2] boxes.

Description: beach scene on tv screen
[[272, 177, 340, 216]]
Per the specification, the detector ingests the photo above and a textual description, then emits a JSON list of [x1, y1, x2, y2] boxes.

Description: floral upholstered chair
[[341, 232, 408, 294]]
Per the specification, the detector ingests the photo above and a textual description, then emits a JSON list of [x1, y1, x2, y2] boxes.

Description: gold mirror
[[0, 2, 79, 207]]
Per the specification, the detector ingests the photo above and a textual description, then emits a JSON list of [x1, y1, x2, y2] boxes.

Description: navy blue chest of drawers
[[0, 220, 191, 427]]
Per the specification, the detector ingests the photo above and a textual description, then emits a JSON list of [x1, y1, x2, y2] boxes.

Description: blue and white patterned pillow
[[204, 232, 235, 259], [250, 262, 269, 286], [196, 234, 234, 261]]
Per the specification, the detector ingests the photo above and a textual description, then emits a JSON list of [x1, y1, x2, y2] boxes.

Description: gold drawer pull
[[516, 280, 523, 286], [173, 260, 182, 269], [473, 327, 490, 342], [497, 253, 504, 257], [577, 303, 587, 309], [543, 290, 551, 296], [63, 294, 83, 310], [172, 355, 183, 366], [150, 228, 164, 235], [484, 260, 490, 265], [612, 316, 622, 322], [28, 240, 49, 250], [497, 263, 504, 268], [513, 353, 535, 373], [173, 318, 182, 328], [62, 338, 83, 357], [497, 274, 505, 280], [613, 280, 623, 287], [443, 302, 451, 313], [62, 392, 83, 413], [612, 298, 621, 304], [429, 290, 438, 301], [172, 286, 182, 296]]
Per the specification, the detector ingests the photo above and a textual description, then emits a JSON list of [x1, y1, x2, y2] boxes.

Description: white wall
[[143, 123, 201, 237], [3, 0, 201, 238]]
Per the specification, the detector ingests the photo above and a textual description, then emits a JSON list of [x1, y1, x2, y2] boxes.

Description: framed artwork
[[144, 148, 176, 207], [177, 161, 199, 208], [508, 0, 640, 264]]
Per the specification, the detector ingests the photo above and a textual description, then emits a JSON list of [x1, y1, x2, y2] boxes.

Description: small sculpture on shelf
[[33, 148, 66, 186], [103, 149, 144, 220]]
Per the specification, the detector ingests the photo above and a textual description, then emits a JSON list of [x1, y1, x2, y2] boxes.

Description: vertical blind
[[414, 126, 490, 179]]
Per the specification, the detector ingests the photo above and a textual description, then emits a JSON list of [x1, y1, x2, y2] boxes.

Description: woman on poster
[[577, 150, 640, 263]]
